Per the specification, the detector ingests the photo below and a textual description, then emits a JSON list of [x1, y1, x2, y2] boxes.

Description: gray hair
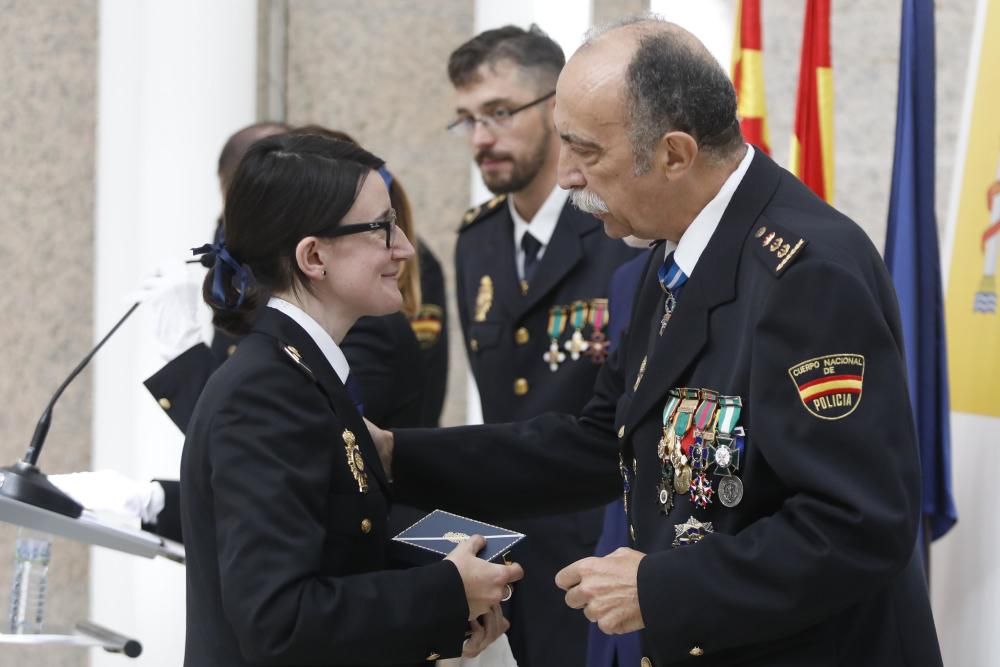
[[584, 15, 743, 173]]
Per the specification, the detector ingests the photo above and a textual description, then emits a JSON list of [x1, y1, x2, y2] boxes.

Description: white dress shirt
[[665, 145, 756, 276], [510, 185, 570, 281]]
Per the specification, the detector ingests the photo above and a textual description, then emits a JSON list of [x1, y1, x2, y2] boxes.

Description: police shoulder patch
[[750, 222, 807, 277], [459, 194, 508, 231], [282, 343, 316, 382], [788, 353, 865, 420]]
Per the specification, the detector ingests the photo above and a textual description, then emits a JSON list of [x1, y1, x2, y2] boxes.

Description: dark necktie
[[344, 374, 365, 416], [521, 232, 543, 284]]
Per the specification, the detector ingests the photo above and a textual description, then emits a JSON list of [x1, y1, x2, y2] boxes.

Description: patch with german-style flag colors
[[787, 353, 865, 420]]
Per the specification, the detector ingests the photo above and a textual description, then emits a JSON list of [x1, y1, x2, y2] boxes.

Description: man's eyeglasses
[[446, 91, 555, 137], [330, 208, 397, 248]]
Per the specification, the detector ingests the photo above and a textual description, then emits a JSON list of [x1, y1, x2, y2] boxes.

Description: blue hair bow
[[191, 241, 255, 309]]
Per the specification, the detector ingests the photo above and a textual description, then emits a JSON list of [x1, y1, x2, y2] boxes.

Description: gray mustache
[[570, 188, 609, 215]]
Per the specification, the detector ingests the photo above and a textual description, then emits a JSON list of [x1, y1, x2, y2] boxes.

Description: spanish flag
[[731, 0, 770, 154], [789, 0, 834, 203]]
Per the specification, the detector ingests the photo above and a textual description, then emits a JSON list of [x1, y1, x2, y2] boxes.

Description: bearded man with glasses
[[445, 25, 639, 667]]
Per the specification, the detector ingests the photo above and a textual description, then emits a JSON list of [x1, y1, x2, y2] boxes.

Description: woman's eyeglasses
[[330, 208, 397, 248]]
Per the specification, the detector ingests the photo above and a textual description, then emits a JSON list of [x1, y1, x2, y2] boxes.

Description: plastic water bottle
[[7, 528, 51, 634]]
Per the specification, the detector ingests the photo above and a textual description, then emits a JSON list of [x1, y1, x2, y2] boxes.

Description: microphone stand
[[0, 303, 140, 518]]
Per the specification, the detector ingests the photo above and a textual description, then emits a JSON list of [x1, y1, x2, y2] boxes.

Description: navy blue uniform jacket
[[180, 308, 468, 666]]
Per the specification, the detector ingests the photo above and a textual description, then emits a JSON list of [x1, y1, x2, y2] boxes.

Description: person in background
[[180, 133, 521, 666], [445, 26, 639, 666]]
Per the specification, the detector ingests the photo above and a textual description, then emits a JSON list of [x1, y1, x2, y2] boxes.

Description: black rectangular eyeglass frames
[[330, 208, 397, 248], [446, 90, 556, 134]]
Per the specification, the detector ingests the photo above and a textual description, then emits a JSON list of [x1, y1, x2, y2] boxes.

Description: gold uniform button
[[689, 646, 704, 657], [515, 327, 530, 344], [618, 425, 625, 439], [641, 658, 652, 667], [360, 518, 372, 534], [227, 344, 237, 356], [470, 339, 479, 352], [426, 652, 440, 661], [158, 398, 172, 410], [514, 378, 529, 396]]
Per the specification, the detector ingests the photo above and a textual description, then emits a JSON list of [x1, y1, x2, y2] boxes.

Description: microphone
[[186, 253, 214, 268], [0, 302, 141, 518]]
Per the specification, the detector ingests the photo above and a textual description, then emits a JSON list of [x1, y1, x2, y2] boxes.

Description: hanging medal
[[687, 390, 719, 508], [585, 298, 610, 364], [620, 453, 638, 542], [670, 390, 700, 494], [543, 305, 568, 372], [619, 452, 631, 526], [711, 396, 744, 508], [564, 301, 591, 361], [659, 289, 678, 335], [656, 390, 682, 514], [634, 355, 647, 391]]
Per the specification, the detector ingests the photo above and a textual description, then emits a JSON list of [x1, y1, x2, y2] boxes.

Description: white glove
[[127, 260, 205, 361], [49, 471, 165, 524]]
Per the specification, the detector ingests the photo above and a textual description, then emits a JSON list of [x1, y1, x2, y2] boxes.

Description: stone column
[[0, 1, 96, 664]]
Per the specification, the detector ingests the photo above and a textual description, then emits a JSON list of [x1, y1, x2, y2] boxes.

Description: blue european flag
[[884, 0, 958, 551]]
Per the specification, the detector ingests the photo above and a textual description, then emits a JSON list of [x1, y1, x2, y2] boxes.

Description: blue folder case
[[392, 509, 525, 563]]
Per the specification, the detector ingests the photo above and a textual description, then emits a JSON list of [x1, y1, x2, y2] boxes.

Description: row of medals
[[543, 300, 610, 371], [655, 395, 745, 515]]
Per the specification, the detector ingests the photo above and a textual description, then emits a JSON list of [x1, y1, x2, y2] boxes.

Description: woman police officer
[[180, 133, 521, 666]]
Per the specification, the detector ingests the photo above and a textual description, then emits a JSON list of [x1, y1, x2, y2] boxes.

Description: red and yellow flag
[[731, 0, 770, 154], [790, 0, 834, 202]]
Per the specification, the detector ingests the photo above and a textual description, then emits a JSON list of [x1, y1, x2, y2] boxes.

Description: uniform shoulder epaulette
[[749, 221, 808, 277], [280, 342, 315, 382], [459, 194, 508, 231]]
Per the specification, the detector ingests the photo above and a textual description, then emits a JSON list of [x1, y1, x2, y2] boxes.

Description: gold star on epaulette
[[750, 222, 807, 277], [459, 194, 508, 231], [282, 343, 315, 381]]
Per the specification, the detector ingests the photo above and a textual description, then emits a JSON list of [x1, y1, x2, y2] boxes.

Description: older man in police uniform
[[445, 25, 638, 667], [374, 17, 942, 667]]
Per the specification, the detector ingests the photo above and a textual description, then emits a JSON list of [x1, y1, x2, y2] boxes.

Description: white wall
[[92, 1, 257, 664], [648, 0, 734, 69]]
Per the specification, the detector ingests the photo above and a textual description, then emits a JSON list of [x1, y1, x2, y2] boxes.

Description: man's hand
[[363, 418, 393, 478], [462, 604, 510, 658], [446, 535, 525, 620], [555, 547, 646, 635]]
